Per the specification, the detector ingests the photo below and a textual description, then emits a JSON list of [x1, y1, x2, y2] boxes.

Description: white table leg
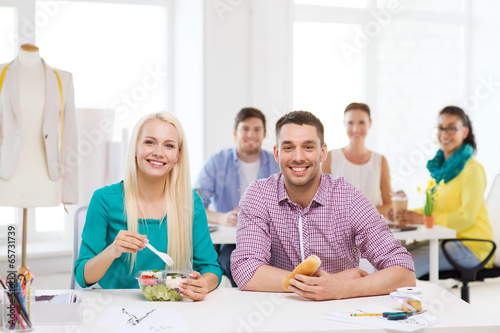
[[429, 239, 439, 283]]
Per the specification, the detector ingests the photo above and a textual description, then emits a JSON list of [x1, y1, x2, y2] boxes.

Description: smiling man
[[195, 107, 280, 286], [230, 111, 415, 300]]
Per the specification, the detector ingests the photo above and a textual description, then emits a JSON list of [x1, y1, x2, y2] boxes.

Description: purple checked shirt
[[230, 173, 415, 289]]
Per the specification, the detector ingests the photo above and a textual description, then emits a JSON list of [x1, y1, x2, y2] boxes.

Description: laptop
[[386, 223, 417, 232]]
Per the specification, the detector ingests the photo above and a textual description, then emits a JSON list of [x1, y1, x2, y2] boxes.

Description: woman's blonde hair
[[123, 112, 193, 272]]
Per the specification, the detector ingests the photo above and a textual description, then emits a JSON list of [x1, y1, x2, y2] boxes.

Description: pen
[[7, 280, 33, 328], [350, 311, 414, 317], [0, 275, 7, 290]]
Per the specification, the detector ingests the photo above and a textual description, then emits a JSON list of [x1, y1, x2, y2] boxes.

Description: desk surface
[[210, 223, 456, 245], [35, 281, 498, 333], [209, 224, 236, 244], [391, 224, 456, 241]]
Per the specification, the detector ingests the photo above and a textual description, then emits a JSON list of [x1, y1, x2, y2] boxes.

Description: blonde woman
[[75, 112, 222, 300]]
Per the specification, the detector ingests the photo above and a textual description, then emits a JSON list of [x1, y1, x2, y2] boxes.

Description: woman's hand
[[109, 230, 147, 258], [386, 208, 395, 221], [179, 271, 209, 301], [83, 230, 146, 286], [395, 210, 424, 224]]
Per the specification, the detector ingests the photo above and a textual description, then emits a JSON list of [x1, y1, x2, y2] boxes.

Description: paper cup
[[392, 196, 408, 223]]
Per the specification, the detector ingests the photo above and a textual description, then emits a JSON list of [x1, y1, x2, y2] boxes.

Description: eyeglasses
[[435, 126, 465, 134]]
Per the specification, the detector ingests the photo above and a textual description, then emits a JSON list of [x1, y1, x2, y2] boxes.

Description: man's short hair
[[234, 107, 266, 133], [275, 111, 324, 146]]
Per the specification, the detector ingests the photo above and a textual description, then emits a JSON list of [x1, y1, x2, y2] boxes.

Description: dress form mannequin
[[0, 44, 70, 275], [0, 44, 62, 207]]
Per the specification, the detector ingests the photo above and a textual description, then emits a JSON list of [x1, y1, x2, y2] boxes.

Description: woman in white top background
[[322, 102, 392, 215]]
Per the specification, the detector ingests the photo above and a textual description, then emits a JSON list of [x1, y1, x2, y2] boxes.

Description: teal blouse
[[74, 182, 223, 289]]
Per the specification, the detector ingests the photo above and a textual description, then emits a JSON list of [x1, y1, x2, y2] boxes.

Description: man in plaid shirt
[[231, 111, 415, 301]]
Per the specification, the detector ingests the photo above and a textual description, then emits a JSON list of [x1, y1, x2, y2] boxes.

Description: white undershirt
[[239, 159, 260, 197]]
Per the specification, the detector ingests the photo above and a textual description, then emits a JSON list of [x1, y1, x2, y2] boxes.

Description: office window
[[32, 0, 170, 236], [293, 3, 466, 207], [295, 0, 368, 8], [377, 0, 464, 13], [293, 22, 363, 150], [35, 206, 64, 232], [0, 1, 171, 242], [36, 1, 169, 131], [0, 6, 16, 63], [376, 21, 462, 201]]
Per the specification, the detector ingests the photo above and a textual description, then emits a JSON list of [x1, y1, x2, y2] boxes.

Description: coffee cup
[[392, 196, 408, 223]]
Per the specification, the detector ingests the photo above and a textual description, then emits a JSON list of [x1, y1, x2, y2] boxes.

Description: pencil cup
[[2, 284, 34, 332]]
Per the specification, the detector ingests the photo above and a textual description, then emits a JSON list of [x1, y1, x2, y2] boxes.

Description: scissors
[[386, 312, 413, 320]]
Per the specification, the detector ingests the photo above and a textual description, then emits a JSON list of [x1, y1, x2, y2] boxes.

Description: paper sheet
[[97, 307, 189, 332], [325, 304, 443, 332]]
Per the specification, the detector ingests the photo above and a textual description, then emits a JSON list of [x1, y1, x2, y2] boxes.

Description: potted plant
[[422, 180, 439, 228]]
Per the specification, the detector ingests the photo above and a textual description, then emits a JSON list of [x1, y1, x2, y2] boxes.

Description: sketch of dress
[[122, 308, 156, 326]]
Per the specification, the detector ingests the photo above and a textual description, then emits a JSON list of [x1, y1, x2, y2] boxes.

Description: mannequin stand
[[18, 208, 30, 275]]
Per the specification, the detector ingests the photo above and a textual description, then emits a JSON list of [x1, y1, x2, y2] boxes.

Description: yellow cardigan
[[415, 158, 494, 268]]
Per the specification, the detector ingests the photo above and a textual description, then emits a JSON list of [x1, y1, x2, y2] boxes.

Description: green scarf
[[426, 144, 474, 184]]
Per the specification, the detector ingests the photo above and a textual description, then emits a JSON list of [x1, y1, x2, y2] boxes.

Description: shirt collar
[[231, 147, 239, 163], [277, 173, 328, 208]]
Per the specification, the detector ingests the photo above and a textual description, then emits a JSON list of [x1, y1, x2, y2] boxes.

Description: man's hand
[[218, 208, 238, 226], [287, 269, 369, 301]]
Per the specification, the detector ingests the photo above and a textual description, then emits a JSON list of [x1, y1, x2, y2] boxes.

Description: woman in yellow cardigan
[[393, 106, 494, 278]]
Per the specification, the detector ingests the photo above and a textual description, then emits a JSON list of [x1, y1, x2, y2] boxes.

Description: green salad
[[138, 271, 188, 301], [142, 284, 182, 301]]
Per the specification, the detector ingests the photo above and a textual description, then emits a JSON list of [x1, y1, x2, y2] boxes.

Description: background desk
[[209, 224, 457, 284], [392, 225, 456, 283], [34, 281, 497, 332]]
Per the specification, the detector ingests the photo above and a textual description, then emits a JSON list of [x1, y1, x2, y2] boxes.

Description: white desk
[[210, 224, 457, 284], [392, 225, 456, 283], [32, 281, 498, 332], [209, 224, 237, 245]]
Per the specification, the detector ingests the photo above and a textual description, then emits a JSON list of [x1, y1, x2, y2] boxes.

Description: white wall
[[204, 0, 251, 161], [173, 0, 205, 182], [201, 0, 291, 173], [470, 0, 500, 194]]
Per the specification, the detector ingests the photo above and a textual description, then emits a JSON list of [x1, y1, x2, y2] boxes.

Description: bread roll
[[282, 255, 321, 291], [402, 299, 422, 312]]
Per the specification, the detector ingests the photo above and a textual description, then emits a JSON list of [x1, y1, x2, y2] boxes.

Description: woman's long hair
[[123, 112, 193, 272]]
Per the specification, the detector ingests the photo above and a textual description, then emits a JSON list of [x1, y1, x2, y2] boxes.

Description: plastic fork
[[145, 242, 174, 267]]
